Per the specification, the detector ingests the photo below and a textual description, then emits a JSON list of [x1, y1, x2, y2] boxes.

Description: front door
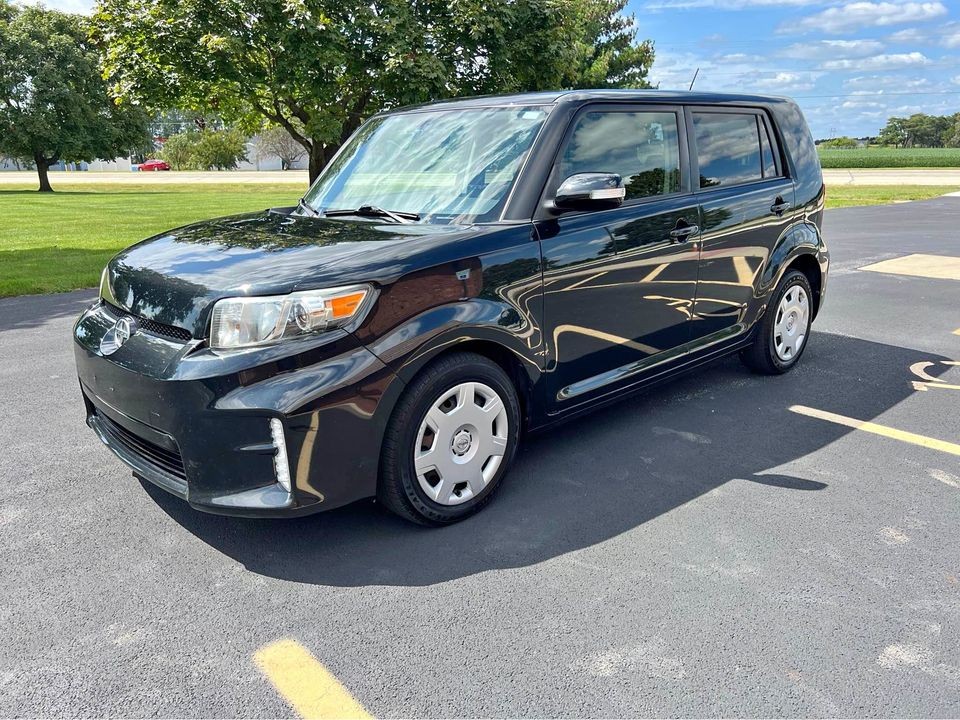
[[536, 105, 701, 411]]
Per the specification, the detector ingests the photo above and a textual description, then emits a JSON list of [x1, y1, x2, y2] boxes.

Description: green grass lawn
[[0, 182, 957, 297], [0, 183, 300, 297], [825, 185, 958, 208], [818, 147, 960, 168]]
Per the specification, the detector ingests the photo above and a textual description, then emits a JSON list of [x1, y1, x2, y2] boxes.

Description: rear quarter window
[[693, 112, 765, 188]]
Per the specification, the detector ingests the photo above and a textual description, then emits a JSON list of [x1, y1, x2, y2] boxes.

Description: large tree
[[0, 2, 149, 191], [878, 112, 960, 148], [94, 0, 653, 183]]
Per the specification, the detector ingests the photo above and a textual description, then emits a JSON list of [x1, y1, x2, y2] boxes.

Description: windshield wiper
[[324, 205, 419, 224], [296, 198, 320, 217]]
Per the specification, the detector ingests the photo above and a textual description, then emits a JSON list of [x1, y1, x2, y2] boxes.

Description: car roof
[[386, 89, 792, 114]]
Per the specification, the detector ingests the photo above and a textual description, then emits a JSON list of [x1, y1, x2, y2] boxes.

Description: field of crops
[[817, 146, 960, 168]]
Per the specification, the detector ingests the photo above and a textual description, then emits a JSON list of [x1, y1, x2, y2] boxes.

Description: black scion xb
[[74, 90, 828, 525]]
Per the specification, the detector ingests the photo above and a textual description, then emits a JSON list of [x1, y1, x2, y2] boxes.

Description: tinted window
[[759, 116, 778, 177], [560, 111, 681, 200], [693, 113, 762, 188]]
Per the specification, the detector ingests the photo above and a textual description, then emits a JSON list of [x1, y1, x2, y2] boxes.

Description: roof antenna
[[688, 67, 699, 91]]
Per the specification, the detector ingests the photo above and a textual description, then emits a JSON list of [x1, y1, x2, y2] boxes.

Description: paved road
[[2, 168, 959, 187], [822, 168, 960, 186], [2, 198, 959, 717]]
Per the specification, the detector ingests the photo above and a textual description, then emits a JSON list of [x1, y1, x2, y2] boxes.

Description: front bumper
[[74, 301, 402, 517]]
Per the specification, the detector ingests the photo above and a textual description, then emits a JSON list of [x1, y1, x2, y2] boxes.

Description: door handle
[[669, 224, 699, 242], [770, 198, 790, 216]]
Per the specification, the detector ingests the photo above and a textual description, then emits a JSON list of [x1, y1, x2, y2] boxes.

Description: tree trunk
[[308, 143, 329, 185], [35, 155, 53, 192]]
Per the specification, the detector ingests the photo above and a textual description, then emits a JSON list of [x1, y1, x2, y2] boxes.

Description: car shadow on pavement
[[145, 331, 949, 587]]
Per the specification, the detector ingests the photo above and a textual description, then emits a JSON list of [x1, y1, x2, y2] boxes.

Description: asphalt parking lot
[[2, 196, 959, 718]]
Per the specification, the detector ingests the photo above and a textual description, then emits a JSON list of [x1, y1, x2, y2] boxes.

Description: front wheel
[[378, 352, 521, 525], [741, 270, 813, 374]]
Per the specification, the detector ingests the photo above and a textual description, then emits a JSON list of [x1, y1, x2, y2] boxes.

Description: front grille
[[102, 301, 194, 343], [96, 409, 187, 481]]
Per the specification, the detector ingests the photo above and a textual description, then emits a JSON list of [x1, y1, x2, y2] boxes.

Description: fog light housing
[[269, 418, 292, 493]]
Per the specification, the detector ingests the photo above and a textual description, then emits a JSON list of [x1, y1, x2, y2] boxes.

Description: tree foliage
[[0, 1, 149, 191], [818, 136, 858, 149], [877, 112, 960, 148], [93, 0, 654, 182]]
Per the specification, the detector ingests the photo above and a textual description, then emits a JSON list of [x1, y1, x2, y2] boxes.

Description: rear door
[[536, 104, 702, 410], [686, 107, 796, 343]]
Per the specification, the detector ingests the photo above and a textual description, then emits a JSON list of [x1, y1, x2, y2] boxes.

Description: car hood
[[103, 209, 481, 338]]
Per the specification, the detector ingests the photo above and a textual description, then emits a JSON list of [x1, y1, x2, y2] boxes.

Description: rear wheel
[[378, 352, 521, 525], [741, 270, 813, 374]]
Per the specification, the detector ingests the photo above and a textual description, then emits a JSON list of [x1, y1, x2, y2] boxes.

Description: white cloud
[[943, 29, 960, 48], [890, 21, 960, 47], [844, 74, 932, 89], [842, 99, 885, 108], [781, 39, 885, 59], [713, 53, 768, 64], [953, 75, 960, 84], [753, 71, 824, 91], [819, 51, 932, 70], [888, 27, 926, 43], [782, 2, 948, 35]]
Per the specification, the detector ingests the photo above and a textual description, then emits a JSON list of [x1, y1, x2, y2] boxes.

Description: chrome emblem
[[115, 317, 134, 346], [100, 316, 138, 355]]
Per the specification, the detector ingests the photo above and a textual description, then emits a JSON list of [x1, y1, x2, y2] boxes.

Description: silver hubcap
[[414, 381, 509, 506], [774, 284, 809, 361]]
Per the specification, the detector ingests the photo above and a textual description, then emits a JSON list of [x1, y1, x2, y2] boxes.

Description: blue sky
[[39, 0, 960, 139], [636, 0, 960, 138]]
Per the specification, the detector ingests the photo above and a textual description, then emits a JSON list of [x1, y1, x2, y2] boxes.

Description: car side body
[[74, 89, 827, 521], [138, 159, 171, 171]]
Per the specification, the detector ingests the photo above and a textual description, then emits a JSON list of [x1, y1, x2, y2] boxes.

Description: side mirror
[[552, 172, 625, 211]]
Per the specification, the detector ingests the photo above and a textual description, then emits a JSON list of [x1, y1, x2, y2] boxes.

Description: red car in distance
[[138, 159, 170, 171]]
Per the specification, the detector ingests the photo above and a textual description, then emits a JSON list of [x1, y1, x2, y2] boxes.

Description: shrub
[[158, 131, 198, 170], [159, 128, 248, 170], [819, 137, 858, 149]]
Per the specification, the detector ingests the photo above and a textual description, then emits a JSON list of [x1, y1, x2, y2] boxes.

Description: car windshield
[[302, 106, 550, 224]]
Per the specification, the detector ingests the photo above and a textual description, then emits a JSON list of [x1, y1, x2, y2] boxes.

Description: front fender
[[362, 298, 544, 388]]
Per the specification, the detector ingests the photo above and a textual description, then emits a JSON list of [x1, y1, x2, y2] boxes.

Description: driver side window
[[560, 110, 682, 201]]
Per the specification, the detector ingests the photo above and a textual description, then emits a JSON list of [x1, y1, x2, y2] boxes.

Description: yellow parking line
[[953, 328, 960, 336], [789, 405, 960, 457], [254, 639, 372, 720]]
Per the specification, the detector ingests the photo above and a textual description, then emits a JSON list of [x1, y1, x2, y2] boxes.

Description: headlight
[[209, 284, 373, 350]]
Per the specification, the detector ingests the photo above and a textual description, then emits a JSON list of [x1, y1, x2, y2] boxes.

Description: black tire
[[740, 270, 814, 375], [378, 352, 521, 525]]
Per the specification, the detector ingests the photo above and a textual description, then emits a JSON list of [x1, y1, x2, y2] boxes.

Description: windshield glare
[[303, 106, 549, 224]]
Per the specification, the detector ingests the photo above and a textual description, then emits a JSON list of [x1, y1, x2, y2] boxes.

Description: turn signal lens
[[269, 418, 292, 493], [329, 291, 367, 319], [209, 284, 373, 350]]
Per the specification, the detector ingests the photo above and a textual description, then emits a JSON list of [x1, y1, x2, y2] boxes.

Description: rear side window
[[559, 110, 681, 201], [693, 112, 766, 188]]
